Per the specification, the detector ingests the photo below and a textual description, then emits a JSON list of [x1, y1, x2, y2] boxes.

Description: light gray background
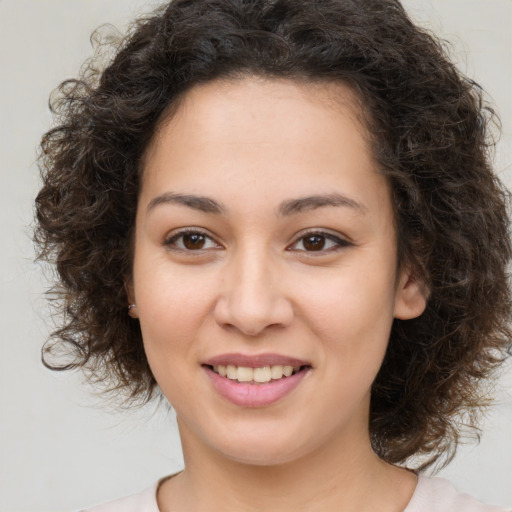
[[1, 1, 511, 511]]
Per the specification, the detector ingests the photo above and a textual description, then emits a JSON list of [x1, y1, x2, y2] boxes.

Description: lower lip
[[203, 366, 310, 407]]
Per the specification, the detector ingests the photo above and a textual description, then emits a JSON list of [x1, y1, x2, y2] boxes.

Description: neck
[[158, 417, 417, 512]]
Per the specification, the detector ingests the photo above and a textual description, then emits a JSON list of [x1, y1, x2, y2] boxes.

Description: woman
[[35, 0, 512, 510]]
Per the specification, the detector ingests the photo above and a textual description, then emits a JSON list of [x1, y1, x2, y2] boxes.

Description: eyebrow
[[146, 191, 366, 216], [147, 192, 225, 214], [277, 193, 366, 216]]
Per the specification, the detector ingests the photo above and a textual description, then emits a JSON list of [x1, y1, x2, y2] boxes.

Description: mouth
[[202, 354, 312, 407], [206, 364, 309, 384]]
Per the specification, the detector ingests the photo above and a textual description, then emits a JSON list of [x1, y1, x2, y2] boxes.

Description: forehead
[[139, 77, 391, 224], [144, 76, 370, 167]]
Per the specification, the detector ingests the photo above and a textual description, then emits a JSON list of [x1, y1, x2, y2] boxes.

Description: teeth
[[271, 365, 284, 379], [236, 366, 253, 382], [213, 364, 298, 383], [253, 366, 271, 383], [283, 365, 293, 377], [226, 365, 237, 379]]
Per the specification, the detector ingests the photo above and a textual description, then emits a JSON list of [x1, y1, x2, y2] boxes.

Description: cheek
[[135, 250, 215, 318], [296, 261, 397, 375], [134, 261, 217, 371], [300, 267, 396, 334]]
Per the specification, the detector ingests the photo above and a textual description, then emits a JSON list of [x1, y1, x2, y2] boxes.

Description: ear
[[394, 266, 428, 320], [125, 277, 139, 319]]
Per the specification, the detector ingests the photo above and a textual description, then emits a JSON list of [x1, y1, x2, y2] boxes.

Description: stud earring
[[128, 304, 136, 311]]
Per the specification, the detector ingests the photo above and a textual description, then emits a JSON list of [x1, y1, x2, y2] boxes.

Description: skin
[[129, 77, 427, 511]]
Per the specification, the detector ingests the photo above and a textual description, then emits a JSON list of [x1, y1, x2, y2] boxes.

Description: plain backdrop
[[1, 1, 511, 510]]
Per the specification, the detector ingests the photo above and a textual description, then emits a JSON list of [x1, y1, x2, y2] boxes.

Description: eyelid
[[287, 228, 353, 253], [163, 227, 223, 251], [162, 227, 352, 254]]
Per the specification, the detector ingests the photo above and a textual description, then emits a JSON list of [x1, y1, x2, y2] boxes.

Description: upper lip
[[203, 353, 311, 368]]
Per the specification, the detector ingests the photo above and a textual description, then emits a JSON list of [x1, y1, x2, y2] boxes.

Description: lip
[[202, 353, 312, 408], [203, 353, 310, 368]]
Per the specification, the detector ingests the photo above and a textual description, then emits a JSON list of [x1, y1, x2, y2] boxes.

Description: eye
[[288, 231, 351, 253], [164, 229, 221, 251]]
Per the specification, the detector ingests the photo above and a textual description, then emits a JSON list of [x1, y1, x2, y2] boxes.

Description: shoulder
[[81, 481, 160, 512], [404, 476, 511, 512]]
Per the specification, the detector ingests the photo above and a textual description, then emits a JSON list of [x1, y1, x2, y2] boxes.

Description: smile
[[211, 364, 299, 384], [202, 355, 312, 407]]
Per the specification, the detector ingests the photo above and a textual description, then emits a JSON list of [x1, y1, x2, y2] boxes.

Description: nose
[[213, 247, 294, 336]]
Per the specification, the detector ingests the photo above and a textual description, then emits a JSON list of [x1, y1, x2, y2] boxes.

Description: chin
[[219, 442, 307, 467], [206, 424, 320, 467]]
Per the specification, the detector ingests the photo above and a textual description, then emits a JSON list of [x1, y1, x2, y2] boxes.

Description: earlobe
[[125, 278, 139, 319], [394, 269, 428, 320]]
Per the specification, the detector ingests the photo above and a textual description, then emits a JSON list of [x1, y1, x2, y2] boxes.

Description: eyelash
[[164, 228, 221, 252], [287, 230, 352, 254], [163, 229, 352, 254]]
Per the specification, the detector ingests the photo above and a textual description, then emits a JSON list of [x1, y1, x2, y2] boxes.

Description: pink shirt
[[84, 475, 511, 512]]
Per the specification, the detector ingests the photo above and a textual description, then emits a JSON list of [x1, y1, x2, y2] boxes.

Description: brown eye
[[183, 233, 206, 250], [164, 230, 220, 251], [289, 231, 351, 253], [302, 235, 326, 251]]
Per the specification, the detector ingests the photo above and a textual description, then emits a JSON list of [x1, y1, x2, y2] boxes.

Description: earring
[[128, 304, 136, 311]]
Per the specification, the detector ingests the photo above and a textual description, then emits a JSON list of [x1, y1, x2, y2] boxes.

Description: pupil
[[183, 233, 205, 250], [303, 235, 325, 251]]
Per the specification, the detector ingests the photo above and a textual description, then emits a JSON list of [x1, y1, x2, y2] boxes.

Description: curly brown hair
[[35, 0, 511, 470]]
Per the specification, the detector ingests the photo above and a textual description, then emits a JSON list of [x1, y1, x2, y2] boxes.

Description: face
[[130, 77, 426, 466]]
